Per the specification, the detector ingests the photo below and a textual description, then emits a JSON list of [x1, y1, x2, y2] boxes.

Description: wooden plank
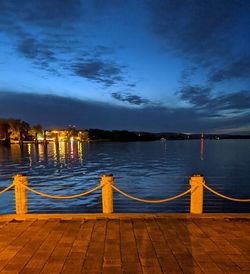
[[0, 220, 35, 253], [156, 218, 206, 273], [145, 218, 182, 273], [132, 219, 163, 273], [40, 220, 82, 273], [0, 220, 36, 271], [103, 219, 121, 272], [61, 219, 95, 273], [19, 220, 65, 273], [80, 219, 106, 273], [192, 218, 246, 273], [0, 220, 47, 272], [0, 215, 248, 273], [120, 219, 142, 273]]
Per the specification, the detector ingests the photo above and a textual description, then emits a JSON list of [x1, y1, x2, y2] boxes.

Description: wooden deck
[[0, 214, 249, 273]]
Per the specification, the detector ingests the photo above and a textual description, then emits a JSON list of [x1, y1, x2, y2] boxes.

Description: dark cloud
[[127, 83, 136, 88], [210, 55, 250, 82], [0, 90, 249, 134], [179, 66, 197, 85], [0, 0, 136, 88], [178, 86, 250, 115], [17, 37, 39, 59], [0, 0, 82, 29], [148, 0, 250, 88], [17, 37, 56, 64], [210, 91, 250, 111], [148, 0, 250, 61], [73, 59, 123, 86], [112, 92, 150, 105], [0, 1, 77, 73], [178, 86, 211, 107]]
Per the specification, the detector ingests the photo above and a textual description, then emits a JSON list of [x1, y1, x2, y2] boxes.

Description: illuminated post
[[35, 132, 38, 146], [13, 174, 28, 214], [55, 132, 59, 144], [43, 130, 47, 147], [19, 130, 24, 147], [189, 174, 204, 214], [100, 174, 114, 214]]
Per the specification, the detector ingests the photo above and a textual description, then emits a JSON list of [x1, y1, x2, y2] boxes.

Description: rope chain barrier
[[203, 183, 250, 202], [22, 184, 101, 199], [0, 183, 14, 195], [1, 179, 250, 204], [112, 185, 192, 203]]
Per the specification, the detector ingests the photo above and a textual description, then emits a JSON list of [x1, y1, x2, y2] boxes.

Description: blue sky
[[0, 0, 250, 133]]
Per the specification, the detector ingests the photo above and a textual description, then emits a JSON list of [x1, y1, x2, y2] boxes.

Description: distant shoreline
[[1, 137, 250, 146], [1, 127, 250, 146]]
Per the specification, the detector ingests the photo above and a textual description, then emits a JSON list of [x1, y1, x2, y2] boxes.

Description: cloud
[[17, 37, 56, 65], [112, 92, 150, 105], [178, 86, 211, 107], [127, 83, 136, 88], [0, 1, 78, 73], [134, 0, 250, 119], [72, 59, 124, 86], [148, 0, 250, 61], [178, 86, 250, 115], [0, 1, 137, 88], [0, 0, 82, 29], [210, 55, 250, 82], [210, 91, 250, 111], [148, 0, 250, 88], [0, 90, 249, 134]]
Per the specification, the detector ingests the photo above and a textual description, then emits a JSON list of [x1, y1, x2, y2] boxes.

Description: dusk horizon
[[1, 1, 250, 134]]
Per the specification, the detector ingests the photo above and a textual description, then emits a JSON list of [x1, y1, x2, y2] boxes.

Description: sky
[[0, 0, 250, 134]]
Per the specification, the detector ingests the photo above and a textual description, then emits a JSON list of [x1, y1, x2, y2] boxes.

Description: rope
[[112, 185, 192, 203], [203, 183, 250, 202], [22, 184, 101, 199], [0, 183, 14, 195]]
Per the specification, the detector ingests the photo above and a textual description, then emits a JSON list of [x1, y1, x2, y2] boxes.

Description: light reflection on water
[[0, 140, 250, 214]]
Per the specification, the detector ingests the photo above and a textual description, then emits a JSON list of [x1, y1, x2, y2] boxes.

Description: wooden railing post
[[189, 174, 204, 214], [100, 174, 114, 214], [13, 174, 28, 214]]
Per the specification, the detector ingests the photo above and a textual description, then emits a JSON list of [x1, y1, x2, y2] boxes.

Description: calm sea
[[0, 140, 250, 214]]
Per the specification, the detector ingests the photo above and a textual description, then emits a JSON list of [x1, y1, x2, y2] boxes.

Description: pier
[[0, 174, 250, 273], [0, 214, 249, 273]]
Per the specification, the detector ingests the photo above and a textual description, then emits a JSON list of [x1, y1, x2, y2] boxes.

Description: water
[[0, 140, 250, 214]]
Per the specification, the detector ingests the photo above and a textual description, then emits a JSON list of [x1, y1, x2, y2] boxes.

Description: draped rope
[[0, 183, 14, 195], [203, 183, 250, 202], [22, 184, 101, 199], [112, 185, 192, 203]]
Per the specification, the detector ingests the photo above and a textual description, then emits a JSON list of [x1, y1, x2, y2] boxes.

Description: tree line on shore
[[0, 118, 43, 145], [0, 118, 157, 144], [1, 118, 249, 146], [0, 118, 91, 145], [0, 118, 158, 144]]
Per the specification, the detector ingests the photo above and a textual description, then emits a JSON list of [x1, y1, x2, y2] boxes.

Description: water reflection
[[28, 143, 32, 166], [10, 144, 22, 163], [0, 140, 250, 214], [78, 142, 83, 163], [200, 132, 204, 161], [53, 142, 60, 163]]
